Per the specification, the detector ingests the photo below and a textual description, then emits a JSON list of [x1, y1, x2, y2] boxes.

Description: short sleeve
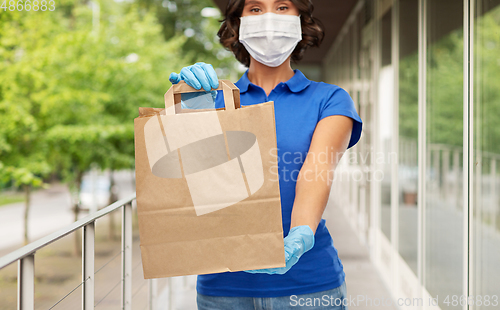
[[319, 86, 363, 149]]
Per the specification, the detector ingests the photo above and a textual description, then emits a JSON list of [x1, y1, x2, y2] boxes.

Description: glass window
[[379, 9, 392, 241], [473, 1, 500, 307], [426, 1, 464, 308], [398, 0, 419, 275]]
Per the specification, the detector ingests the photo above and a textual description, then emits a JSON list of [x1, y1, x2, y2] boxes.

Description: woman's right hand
[[169, 62, 219, 92]]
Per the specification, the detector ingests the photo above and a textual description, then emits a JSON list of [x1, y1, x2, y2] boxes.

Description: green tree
[[131, 0, 238, 76], [0, 1, 191, 248], [475, 7, 500, 155], [400, 7, 500, 155], [0, 10, 55, 244], [0, 0, 239, 250]]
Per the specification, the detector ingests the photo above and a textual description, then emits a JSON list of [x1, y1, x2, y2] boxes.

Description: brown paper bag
[[134, 80, 285, 278]]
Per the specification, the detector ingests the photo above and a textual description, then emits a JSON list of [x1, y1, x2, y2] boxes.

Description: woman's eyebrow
[[244, 0, 290, 7], [244, 0, 262, 6]]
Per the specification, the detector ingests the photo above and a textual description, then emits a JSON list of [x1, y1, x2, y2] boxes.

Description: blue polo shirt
[[196, 69, 363, 297]]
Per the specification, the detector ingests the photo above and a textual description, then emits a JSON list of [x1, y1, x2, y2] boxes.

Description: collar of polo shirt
[[236, 69, 312, 94]]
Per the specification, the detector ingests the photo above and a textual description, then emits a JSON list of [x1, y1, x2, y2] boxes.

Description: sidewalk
[[324, 205, 398, 310]]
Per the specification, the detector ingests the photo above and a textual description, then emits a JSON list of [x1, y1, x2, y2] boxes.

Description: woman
[[169, 0, 362, 309]]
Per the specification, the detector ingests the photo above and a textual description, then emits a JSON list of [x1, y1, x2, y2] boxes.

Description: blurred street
[[0, 170, 135, 252]]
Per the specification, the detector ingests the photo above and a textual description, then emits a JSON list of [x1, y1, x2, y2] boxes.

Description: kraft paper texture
[[134, 81, 284, 279]]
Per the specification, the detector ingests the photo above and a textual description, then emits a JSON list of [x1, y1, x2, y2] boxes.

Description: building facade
[[322, 1, 500, 309], [212, 0, 500, 309]]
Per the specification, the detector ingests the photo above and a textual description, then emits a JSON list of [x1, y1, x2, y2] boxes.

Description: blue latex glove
[[169, 62, 219, 109], [244, 225, 315, 275], [169, 62, 219, 106]]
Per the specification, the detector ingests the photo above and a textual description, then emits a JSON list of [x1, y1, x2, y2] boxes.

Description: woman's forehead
[[244, 0, 292, 5]]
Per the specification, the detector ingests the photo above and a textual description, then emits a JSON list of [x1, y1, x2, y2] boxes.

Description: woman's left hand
[[244, 225, 315, 275]]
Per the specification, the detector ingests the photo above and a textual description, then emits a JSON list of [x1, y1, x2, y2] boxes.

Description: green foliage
[[399, 7, 500, 154], [0, 167, 47, 188], [399, 30, 465, 148], [475, 6, 500, 155], [399, 52, 418, 141], [131, 0, 237, 74], [426, 29, 465, 147], [399, 9, 500, 154], [0, 0, 236, 191], [45, 124, 134, 185]]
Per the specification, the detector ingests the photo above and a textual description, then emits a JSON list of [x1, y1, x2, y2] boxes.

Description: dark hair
[[217, 0, 325, 67]]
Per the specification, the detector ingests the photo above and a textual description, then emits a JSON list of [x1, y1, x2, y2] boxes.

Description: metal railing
[[0, 193, 137, 310]]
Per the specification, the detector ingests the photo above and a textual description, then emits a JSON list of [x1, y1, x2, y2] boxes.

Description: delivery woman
[[169, 0, 362, 309]]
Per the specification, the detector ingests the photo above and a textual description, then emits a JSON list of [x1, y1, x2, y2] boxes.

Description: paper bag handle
[[164, 80, 240, 115]]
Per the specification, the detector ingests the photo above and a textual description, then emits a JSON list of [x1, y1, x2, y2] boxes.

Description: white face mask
[[239, 13, 302, 67]]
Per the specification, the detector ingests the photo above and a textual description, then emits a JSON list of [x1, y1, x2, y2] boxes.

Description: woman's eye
[[250, 7, 262, 13], [277, 6, 288, 11]]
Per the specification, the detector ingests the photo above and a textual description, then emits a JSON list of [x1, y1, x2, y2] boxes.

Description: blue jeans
[[197, 281, 348, 310]]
